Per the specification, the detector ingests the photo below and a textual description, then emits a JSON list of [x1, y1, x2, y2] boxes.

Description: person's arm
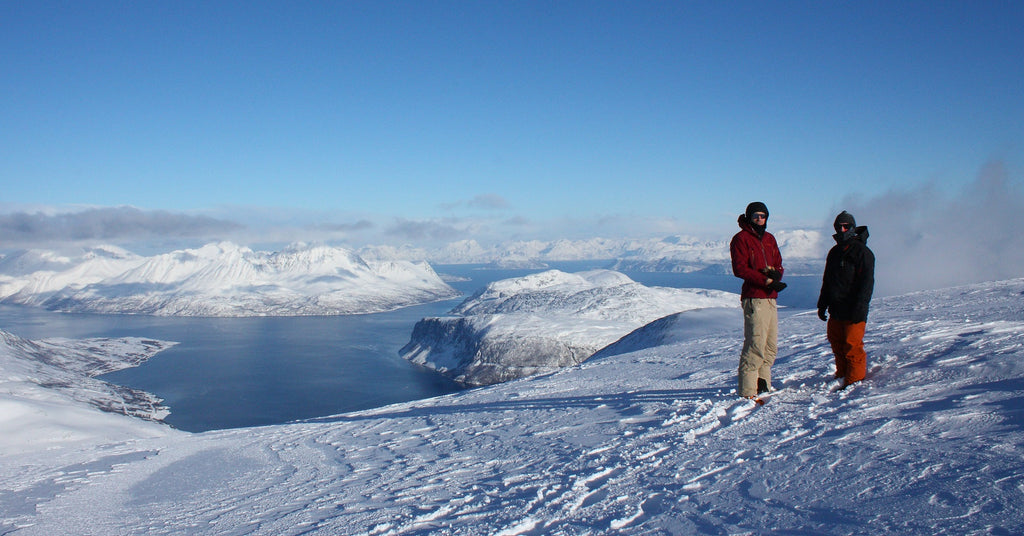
[[770, 235, 784, 280], [853, 248, 875, 322], [731, 237, 770, 287], [817, 249, 834, 321]]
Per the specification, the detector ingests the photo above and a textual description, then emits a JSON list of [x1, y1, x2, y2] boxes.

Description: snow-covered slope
[[2, 279, 1023, 534], [0, 331, 179, 455], [0, 242, 459, 316], [400, 269, 739, 386]]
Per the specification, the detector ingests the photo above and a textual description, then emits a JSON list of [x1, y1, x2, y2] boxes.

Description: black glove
[[761, 267, 782, 280], [767, 280, 787, 292], [817, 308, 828, 321]]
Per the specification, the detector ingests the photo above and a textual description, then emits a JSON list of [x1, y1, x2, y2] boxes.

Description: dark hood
[[834, 225, 869, 245]]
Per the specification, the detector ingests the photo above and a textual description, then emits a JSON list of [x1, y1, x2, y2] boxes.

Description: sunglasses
[[838, 223, 852, 231], [750, 213, 767, 221]]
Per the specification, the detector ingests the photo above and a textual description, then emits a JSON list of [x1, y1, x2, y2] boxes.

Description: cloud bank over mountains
[[4, 161, 1021, 297], [838, 159, 1024, 295], [0, 206, 242, 248]]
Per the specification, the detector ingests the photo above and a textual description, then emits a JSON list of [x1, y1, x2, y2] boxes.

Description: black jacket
[[817, 226, 875, 323]]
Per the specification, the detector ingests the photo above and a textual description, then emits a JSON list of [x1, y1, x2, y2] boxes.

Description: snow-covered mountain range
[[400, 269, 738, 386], [358, 230, 827, 269], [2, 278, 1022, 534], [0, 242, 459, 316], [0, 231, 825, 317]]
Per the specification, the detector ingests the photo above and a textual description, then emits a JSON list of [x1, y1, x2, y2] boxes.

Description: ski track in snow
[[2, 280, 1024, 534]]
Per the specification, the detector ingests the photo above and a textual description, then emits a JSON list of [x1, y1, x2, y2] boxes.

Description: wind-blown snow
[[0, 242, 458, 316], [2, 279, 1023, 534], [400, 269, 738, 386]]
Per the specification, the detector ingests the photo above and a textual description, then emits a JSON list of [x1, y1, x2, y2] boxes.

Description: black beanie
[[745, 202, 769, 221], [834, 211, 856, 232]]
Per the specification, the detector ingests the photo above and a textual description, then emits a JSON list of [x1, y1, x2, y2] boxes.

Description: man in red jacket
[[730, 202, 787, 398]]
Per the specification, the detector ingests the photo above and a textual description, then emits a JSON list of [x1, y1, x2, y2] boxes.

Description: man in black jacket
[[817, 211, 875, 387]]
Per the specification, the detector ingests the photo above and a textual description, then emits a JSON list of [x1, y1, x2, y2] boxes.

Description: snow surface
[[0, 242, 459, 317], [400, 269, 738, 386], [2, 279, 1024, 534]]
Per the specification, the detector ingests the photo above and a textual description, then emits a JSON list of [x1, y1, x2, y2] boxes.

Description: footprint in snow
[[721, 398, 758, 425]]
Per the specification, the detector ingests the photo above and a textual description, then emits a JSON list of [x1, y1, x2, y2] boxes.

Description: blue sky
[[1, 1, 1022, 250]]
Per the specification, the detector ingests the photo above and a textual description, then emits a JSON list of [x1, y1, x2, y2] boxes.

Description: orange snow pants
[[827, 319, 867, 385]]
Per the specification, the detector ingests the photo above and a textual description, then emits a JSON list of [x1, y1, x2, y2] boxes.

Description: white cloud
[[0, 206, 243, 249], [467, 194, 510, 210], [836, 160, 1024, 296], [439, 193, 511, 212], [385, 218, 482, 244]]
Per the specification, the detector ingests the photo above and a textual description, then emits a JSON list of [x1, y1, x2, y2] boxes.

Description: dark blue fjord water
[[0, 262, 819, 432]]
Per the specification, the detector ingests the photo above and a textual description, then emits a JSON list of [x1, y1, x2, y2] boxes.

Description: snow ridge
[[400, 269, 739, 386]]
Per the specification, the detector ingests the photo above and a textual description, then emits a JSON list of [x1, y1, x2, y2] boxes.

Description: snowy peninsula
[[2, 278, 1023, 534], [0, 330, 177, 454], [400, 269, 738, 385], [0, 242, 459, 316]]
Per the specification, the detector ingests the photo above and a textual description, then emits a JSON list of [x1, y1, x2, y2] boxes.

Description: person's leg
[[758, 299, 778, 391], [827, 318, 849, 379], [844, 322, 868, 384], [738, 299, 768, 397]]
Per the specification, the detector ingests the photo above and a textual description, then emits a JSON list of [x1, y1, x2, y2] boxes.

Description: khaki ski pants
[[738, 298, 777, 397]]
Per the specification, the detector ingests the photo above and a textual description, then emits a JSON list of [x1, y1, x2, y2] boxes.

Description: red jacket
[[730, 215, 784, 300]]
